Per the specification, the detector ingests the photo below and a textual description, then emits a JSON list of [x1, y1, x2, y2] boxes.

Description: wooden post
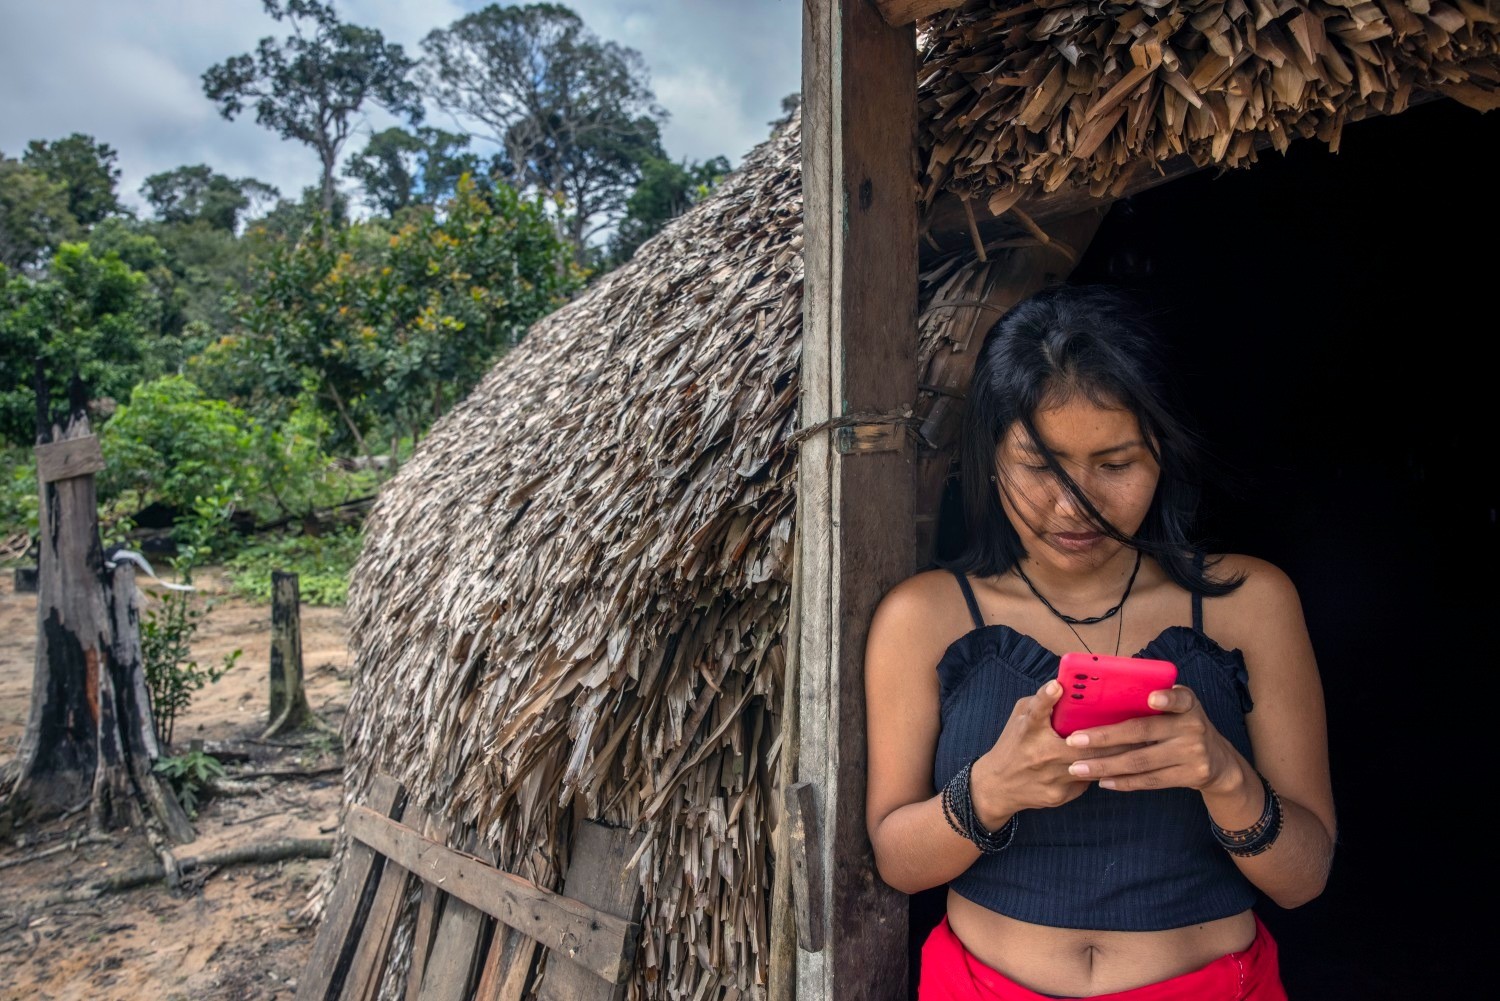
[[264, 569, 315, 737], [796, 2, 918, 999]]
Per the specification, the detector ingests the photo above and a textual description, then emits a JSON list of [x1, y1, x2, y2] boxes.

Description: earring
[[989, 474, 997, 482]]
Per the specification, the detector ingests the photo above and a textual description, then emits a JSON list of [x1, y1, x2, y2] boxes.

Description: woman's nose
[[1053, 482, 1085, 517]]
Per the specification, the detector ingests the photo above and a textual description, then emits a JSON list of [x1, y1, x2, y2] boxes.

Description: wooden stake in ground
[[263, 570, 316, 738], [2, 371, 193, 844]]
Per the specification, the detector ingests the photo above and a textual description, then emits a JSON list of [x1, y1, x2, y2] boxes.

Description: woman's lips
[[1053, 531, 1104, 551]]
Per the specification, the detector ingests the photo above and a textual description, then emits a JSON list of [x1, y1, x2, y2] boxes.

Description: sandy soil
[[0, 566, 354, 1001]]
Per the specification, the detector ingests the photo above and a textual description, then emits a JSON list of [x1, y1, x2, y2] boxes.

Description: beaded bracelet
[[1211, 771, 1284, 857], [940, 758, 1018, 854]]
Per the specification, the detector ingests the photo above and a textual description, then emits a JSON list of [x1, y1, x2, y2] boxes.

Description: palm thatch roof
[[331, 112, 804, 1000], [321, 4, 1499, 999], [919, 0, 1500, 211]]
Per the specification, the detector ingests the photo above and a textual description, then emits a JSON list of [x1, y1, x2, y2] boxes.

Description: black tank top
[[935, 559, 1258, 930]]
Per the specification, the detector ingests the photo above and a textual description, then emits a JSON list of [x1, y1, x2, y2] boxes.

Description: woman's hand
[[968, 678, 1095, 830], [1057, 684, 1248, 795]]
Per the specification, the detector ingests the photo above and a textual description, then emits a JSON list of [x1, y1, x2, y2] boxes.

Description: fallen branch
[[44, 837, 334, 903], [0, 833, 112, 871], [226, 764, 344, 782], [204, 776, 273, 797]]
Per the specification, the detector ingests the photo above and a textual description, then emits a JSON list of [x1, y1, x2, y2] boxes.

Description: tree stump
[[3, 373, 193, 843], [263, 570, 316, 738]]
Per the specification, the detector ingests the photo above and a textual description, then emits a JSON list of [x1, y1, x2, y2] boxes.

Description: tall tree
[[418, 2, 667, 252], [0, 244, 163, 445], [0, 156, 78, 272], [140, 165, 279, 233], [22, 133, 123, 228], [343, 126, 480, 215], [202, 0, 423, 218], [604, 153, 732, 267]]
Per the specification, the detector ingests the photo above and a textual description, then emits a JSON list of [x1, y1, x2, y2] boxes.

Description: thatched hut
[[319, 2, 1499, 999]]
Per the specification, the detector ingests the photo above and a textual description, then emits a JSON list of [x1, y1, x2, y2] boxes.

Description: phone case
[[1050, 651, 1179, 737]]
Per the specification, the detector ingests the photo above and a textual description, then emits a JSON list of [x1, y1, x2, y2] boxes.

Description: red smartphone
[[1050, 652, 1179, 737]]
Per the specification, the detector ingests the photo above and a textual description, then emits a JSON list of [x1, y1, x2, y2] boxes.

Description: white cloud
[[0, 0, 801, 217]]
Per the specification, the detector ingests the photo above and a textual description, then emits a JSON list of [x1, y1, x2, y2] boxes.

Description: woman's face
[[994, 393, 1161, 572]]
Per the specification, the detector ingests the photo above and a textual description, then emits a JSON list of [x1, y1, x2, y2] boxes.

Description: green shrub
[[99, 374, 259, 530], [0, 445, 38, 548], [153, 748, 226, 818], [245, 386, 378, 527], [140, 496, 242, 748], [225, 523, 364, 606], [141, 584, 241, 749]]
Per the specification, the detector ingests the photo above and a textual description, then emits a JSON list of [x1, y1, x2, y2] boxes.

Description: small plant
[[140, 491, 242, 747], [153, 748, 226, 818], [303, 726, 344, 760], [141, 590, 241, 748]]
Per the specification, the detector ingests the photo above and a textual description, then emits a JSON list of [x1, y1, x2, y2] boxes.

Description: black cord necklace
[[1013, 549, 1143, 656]]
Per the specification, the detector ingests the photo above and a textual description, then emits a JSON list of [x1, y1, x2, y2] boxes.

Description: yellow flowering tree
[[209, 175, 581, 468]]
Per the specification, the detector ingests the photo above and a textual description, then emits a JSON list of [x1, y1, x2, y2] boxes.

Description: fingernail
[[1100, 779, 1117, 790], [1066, 733, 1089, 747], [1045, 680, 1060, 696], [1068, 762, 1090, 777], [1148, 694, 1167, 709]]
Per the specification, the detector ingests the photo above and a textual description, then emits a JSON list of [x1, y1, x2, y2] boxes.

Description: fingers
[[1148, 684, 1196, 714], [1037, 678, 1065, 708], [1010, 678, 1066, 730], [1061, 685, 1219, 792]]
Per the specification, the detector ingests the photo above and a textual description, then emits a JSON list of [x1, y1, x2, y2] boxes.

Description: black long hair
[[942, 282, 1242, 596]]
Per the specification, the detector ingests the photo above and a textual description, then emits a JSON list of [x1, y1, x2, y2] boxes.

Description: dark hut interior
[[923, 93, 1497, 998]]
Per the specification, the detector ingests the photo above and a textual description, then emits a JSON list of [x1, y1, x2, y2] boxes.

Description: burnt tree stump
[[3, 372, 192, 842]]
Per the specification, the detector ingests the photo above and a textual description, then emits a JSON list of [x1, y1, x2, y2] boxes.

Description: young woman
[[864, 284, 1336, 999]]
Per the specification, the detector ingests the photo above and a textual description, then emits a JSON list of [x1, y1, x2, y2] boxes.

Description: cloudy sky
[[0, 0, 803, 216]]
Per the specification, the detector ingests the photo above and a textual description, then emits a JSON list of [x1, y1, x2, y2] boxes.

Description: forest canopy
[[1, 1, 772, 591]]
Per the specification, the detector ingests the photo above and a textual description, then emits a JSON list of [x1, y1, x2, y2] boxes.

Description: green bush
[[99, 374, 259, 526], [245, 386, 379, 527], [0, 445, 38, 547], [225, 523, 364, 606]]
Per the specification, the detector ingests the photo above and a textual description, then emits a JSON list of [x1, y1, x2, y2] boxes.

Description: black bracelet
[[1211, 771, 1284, 857], [941, 758, 1018, 854]]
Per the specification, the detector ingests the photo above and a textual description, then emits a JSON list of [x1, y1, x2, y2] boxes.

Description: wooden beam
[[874, 0, 968, 28], [403, 814, 451, 1001], [797, 2, 917, 999], [346, 806, 639, 986], [415, 830, 491, 1001], [341, 796, 414, 1001]]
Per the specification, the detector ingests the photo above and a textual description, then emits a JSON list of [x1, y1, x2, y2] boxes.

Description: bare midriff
[[945, 890, 1257, 997]]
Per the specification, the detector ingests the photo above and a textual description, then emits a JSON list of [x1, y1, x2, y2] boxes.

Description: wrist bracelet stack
[[1211, 771, 1284, 857], [940, 757, 1018, 854]]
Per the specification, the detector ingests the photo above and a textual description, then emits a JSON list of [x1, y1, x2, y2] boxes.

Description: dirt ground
[[0, 566, 354, 1001]]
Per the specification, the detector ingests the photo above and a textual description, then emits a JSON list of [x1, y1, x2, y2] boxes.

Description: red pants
[[918, 913, 1288, 1000]]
